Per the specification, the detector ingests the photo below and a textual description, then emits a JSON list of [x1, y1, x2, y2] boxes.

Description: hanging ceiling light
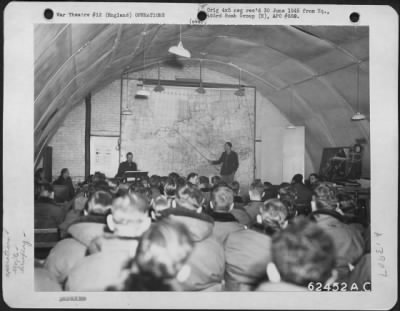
[[153, 62, 165, 93], [287, 88, 296, 129], [168, 25, 191, 58], [135, 31, 150, 98], [196, 59, 206, 94], [121, 73, 133, 115], [351, 61, 366, 121], [234, 68, 245, 97]]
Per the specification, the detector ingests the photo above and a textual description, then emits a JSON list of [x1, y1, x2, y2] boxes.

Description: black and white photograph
[[2, 2, 398, 309]]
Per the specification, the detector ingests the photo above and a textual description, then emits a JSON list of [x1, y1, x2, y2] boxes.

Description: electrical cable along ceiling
[[34, 24, 369, 171]]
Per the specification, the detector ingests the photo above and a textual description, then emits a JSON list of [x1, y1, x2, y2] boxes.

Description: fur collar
[[209, 211, 238, 222], [160, 206, 214, 224], [160, 207, 214, 242]]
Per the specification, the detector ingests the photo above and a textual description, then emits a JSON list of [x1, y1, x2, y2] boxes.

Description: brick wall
[[47, 65, 314, 182], [49, 102, 86, 182], [91, 80, 121, 136]]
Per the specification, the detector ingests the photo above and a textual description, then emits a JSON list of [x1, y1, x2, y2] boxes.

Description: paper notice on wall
[[90, 136, 120, 177], [95, 146, 112, 167]]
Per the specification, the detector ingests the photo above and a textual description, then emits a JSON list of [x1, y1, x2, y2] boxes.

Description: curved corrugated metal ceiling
[[34, 24, 369, 170]]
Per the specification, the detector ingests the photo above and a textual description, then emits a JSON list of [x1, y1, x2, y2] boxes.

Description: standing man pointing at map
[[208, 142, 239, 184]]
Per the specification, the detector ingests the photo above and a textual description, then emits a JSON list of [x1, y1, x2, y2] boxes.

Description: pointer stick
[[172, 128, 219, 172]]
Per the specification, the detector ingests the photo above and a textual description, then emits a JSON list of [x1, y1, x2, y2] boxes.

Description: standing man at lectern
[[208, 142, 239, 184], [116, 152, 138, 178]]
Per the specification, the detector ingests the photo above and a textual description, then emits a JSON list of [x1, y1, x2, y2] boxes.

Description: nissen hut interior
[[33, 24, 371, 292]]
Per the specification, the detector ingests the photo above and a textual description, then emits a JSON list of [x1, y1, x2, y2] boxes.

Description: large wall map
[[121, 84, 255, 186]]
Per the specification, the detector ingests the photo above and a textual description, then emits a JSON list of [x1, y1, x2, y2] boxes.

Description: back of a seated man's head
[[211, 175, 221, 185], [230, 181, 240, 195], [291, 174, 303, 184], [39, 183, 54, 198], [175, 183, 205, 211], [86, 190, 113, 215], [258, 199, 289, 234], [129, 182, 153, 203], [168, 172, 180, 182], [278, 185, 297, 200], [164, 177, 178, 197], [93, 180, 110, 192], [152, 195, 169, 214], [249, 181, 264, 200], [136, 219, 194, 276], [107, 192, 150, 237], [93, 171, 106, 182], [211, 185, 234, 212], [309, 173, 320, 184], [60, 168, 69, 178], [271, 217, 336, 287], [187, 172, 199, 185], [313, 182, 339, 211], [263, 181, 272, 189], [149, 175, 161, 188], [120, 219, 194, 291]]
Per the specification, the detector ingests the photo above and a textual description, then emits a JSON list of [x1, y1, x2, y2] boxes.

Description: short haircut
[[211, 175, 221, 185], [120, 219, 194, 291], [89, 190, 113, 206], [87, 190, 113, 214], [259, 199, 289, 234], [153, 195, 169, 213], [292, 174, 303, 184], [278, 185, 297, 211], [164, 177, 178, 197], [249, 181, 264, 197], [111, 192, 149, 224], [309, 173, 319, 180], [94, 171, 106, 181], [135, 218, 194, 277], [114, 187, 129, 199], [263, 181, 272, 188], [230, 181, 240, 195], [225, 142, 232, 148], [126, 152, 133, 157], [176, 176, 186, 188], [187, 172, 198, 182], [149, 175, 161, 188], [313, 182, 338, 210], [176, 183, 204, 210], [168, 172, 180, 182], [129, 182, 153, 202], [93, 180, 109, 192], [272, 216, 336, 287], [211, 185, 234, 212]]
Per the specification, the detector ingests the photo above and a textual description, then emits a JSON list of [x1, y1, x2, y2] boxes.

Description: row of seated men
[[34, 171, 370, 292]]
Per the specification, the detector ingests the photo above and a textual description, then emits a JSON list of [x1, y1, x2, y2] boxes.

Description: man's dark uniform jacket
[[212, 151, 239, 175], [115, 161, 137, 178]]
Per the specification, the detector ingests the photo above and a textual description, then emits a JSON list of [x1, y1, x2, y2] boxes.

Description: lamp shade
[[196, 86, 206, 94], [121, 108, 133, 115], [351, 112, 366, 121], [135, 86, 150, 98], [168, 41, 191, 58], [234, 87, 245, 97], [153, 84, 165, 92]]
